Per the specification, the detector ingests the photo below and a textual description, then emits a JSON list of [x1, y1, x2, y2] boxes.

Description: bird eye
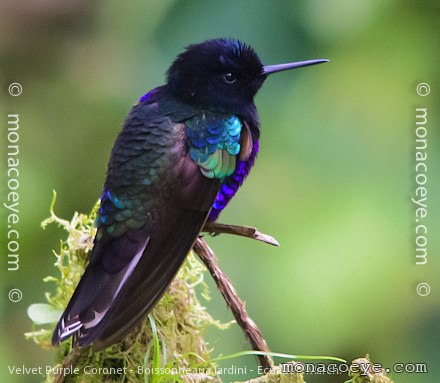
[[223, 73, 237, 84]]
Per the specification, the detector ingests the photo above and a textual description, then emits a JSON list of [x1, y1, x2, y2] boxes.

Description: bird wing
[[52, 96, 248, 350]]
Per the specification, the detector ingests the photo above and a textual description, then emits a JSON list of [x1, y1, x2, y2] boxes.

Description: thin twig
[[193, 238, 274, 371], [202, 222, 279, 247]]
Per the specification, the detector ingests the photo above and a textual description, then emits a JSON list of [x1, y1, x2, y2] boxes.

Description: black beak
[[261, 59, 329, 76]]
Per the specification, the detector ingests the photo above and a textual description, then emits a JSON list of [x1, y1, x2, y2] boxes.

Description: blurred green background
[[1, 1, 439, 382]]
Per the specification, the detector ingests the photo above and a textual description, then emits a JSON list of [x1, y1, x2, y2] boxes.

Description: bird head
[[166, 38, 328, 115]]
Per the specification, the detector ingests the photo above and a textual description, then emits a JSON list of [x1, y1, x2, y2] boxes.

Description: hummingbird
[[52, 38, 328, 350]]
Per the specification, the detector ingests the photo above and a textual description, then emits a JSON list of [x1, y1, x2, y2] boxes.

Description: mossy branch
[[25, 193, 395, 383]]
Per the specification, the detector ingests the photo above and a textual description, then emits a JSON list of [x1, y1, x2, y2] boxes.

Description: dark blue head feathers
[[166, 38, 265, 114]]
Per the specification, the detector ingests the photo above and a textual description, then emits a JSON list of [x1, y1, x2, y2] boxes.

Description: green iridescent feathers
[[186, 114, 241, 179]]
